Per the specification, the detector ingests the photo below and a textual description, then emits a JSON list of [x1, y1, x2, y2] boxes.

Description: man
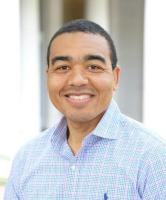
[[4, 19, 166, 199]]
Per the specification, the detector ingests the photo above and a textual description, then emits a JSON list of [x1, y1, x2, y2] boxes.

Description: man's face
[[47, 32, 120, 124]]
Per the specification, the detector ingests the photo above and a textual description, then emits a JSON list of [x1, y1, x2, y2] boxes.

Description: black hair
[[47, 19, 118, 69]]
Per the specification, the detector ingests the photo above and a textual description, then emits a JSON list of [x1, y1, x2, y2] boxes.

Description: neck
[[67, 115, 103, 155]]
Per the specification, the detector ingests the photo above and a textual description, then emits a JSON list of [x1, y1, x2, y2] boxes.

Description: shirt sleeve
[[139, 145, 166, 199], [3, 179, 20, 200], [3, 147, 25, 200]]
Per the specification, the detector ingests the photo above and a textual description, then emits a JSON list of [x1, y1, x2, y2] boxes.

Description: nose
[[68, 68, 88, 86]]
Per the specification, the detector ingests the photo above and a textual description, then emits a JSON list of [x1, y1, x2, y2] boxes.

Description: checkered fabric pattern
[[4, 100, 166, 199]]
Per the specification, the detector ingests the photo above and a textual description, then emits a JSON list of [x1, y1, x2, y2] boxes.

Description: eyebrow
[[84, 54, 106, 64], [51, 56, 72, 65], [51, 54, 106, 65]]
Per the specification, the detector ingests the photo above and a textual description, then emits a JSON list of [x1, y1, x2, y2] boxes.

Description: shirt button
[[71, 165, 76, 171]]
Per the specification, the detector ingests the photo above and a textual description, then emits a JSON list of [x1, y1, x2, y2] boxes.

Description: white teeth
[[68, 95, 90, 100]]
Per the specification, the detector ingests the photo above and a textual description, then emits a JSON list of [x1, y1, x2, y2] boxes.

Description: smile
[[67, 94, 91, 100], [64, 94, 94, 107]]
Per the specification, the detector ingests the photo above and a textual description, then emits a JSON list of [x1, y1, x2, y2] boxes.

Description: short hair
[[47, 19, 118, 69]]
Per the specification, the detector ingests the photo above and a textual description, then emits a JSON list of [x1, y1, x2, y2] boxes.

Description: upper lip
[[64, 92, 95, 97], [61, 88, 96, 96]]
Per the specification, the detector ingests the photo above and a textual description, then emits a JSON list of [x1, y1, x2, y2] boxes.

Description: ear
[[112, 65, 121, 91], [46, 65, 49, 74]]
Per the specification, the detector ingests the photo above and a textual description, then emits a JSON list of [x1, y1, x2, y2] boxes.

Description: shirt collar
[[51, 99, 122, 148], [91, 99, 122, 140], [51, 117, 67, 150]]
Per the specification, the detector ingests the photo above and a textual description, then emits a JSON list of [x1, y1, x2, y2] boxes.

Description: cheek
[[94, 79, 114, 104], [47, 79, 60, 100], [47, 76, 62, 91], [92, 76, 114, 93]]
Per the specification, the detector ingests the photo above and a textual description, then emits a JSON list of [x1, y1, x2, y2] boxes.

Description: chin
[[68, 116, 91, 123], [67, 111, 104, 124]]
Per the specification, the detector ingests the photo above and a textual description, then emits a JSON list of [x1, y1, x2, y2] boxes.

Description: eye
[[58, 65, 70, 70], [54, 65, 70, 73], [87, 64, 104, 72]]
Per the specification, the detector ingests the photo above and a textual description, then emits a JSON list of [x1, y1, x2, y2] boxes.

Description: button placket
[[71, 165, 76, 171]]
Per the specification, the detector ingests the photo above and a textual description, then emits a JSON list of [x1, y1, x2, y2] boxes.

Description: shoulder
[[24, 126, 55, 148], [122, 118, 166, 198], [11, 117, 67, 171], [117, 114, 166, 192], [5, 125, 58, 196], [12, 125, 57, 167], [119, 113, 166, 158]]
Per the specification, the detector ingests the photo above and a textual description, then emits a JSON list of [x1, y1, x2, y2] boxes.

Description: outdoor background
[[0, 0, 166, 198]]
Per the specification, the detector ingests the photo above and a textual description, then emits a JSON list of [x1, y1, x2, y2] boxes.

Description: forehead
[[49, 32, 111, 58]]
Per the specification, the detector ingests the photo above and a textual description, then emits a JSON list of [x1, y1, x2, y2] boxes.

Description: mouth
[[64, 93, 95, 107]]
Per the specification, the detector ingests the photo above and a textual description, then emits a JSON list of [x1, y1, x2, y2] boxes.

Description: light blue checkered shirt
[[4, 100, 166, 199]]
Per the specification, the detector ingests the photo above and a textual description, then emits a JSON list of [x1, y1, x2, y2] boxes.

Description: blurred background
[[0, 0, 166, 198]]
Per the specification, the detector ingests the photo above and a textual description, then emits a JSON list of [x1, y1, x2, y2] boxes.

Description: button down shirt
[[4, 100, 166, 199]]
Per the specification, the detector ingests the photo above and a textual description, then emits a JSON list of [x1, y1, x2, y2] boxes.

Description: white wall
[[0, 0, 21, 184], [0, 0, 21, 157], [143, 0, 166, 138], [20, 0, 41, 140]]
